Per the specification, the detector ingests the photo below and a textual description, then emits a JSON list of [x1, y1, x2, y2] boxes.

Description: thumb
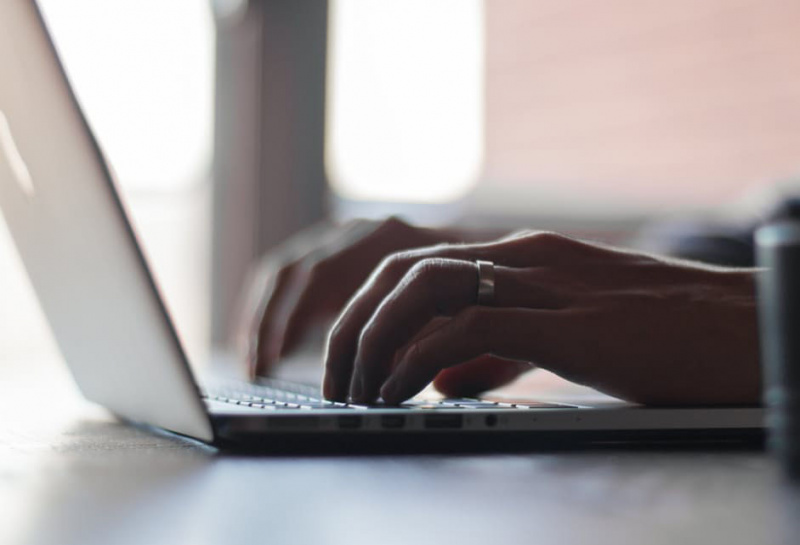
[[432, 355, 533, 398]]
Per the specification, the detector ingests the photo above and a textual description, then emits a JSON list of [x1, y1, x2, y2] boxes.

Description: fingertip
[[432, 357, 531, 397], [379, 378, 402, 405], [250, 343, 271, 379], [348, 373, 364, 402], [248, 360, 259, 381], [323, 340, 357, 402], [321, 353, 343, 401], [322, 373, 339, 401], [252, 358, 270, 380]]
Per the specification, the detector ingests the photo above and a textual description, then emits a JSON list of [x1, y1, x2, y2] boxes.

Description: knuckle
[[407, 258, 444, 282], [373, 251, 418, 289], [306, 259, 326, 284], [302, 246, 341, 285], [404, 258, 470, 314], [506, 229, 537, 240], [506, 231, 582, 258], [380, 251, 413, 275], [328, 318, 346, 343], [404, 258, 449, 297], [379, 215, 410, 234], [374, 254, 398, 279], [528, 231, 566, 246], [274, 260, 298, 285]]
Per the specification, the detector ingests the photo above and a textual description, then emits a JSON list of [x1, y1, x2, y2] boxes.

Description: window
[[327, 0, 800, 215], [0, 1, 215, 362], [327, 0, 484, 203]]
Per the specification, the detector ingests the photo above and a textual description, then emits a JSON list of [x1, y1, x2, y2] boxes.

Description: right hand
[[239, 217, 441, 378], [322, 231, 760, 405]]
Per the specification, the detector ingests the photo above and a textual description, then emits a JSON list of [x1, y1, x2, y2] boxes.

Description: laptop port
[[381, 415, 406, 429], [485, 414, 498, 427], [424, 414, 463, 429], [337, 415, 362, 430]]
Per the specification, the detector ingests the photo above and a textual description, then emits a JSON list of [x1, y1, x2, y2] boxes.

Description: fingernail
[[322, 374, 334, 399], [380, 378, 399, 403], [349, 375, 363, 401]]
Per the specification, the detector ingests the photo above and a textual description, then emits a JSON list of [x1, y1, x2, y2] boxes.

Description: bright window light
[[36, 0, 214, 192], [2, 1, 216, 363], [326, 0, 484, 203]]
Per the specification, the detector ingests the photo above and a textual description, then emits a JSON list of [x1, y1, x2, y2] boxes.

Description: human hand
[[323, 232, 761, 405], [240, 217, 442, 378]]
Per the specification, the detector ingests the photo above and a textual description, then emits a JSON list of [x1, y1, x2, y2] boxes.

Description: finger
[[380, 307, 565, 404], [252, 261, 305, 377], [235, 256, 276, 371], [432, 355, 533, 398], [348, 258, 474, 401], [275, 261, 333, 360], [279, 219, 428, 359], [350, 259, 567, 402], [248, 220, 372, 377], [323, 232, 577, 401], [254, 221, 381, 372]]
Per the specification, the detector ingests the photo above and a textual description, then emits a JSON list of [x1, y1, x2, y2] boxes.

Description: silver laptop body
[[0, 1, 763, 450]]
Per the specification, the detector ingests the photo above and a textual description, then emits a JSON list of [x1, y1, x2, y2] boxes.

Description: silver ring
[[476, 260, 495, 306]]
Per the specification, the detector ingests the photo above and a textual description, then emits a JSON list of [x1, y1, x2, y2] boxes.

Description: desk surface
[[1, 355, 798, 545]]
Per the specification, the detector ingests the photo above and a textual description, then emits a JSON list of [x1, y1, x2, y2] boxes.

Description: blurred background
[[1, 0, 799, 369]]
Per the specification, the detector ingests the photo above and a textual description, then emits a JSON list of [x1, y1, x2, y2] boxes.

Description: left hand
[[237, 217, 442, 378], [322, 231, 761, 405]]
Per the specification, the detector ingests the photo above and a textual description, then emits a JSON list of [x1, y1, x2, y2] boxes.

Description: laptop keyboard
[[203, 378, 358, 410], [202, 378, 575, 411]]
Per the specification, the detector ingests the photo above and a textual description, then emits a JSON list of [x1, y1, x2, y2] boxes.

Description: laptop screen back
[[0, 1, 213, 441]]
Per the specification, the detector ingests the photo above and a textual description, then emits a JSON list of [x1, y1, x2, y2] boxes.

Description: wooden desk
[[1, 355, 798, 545]]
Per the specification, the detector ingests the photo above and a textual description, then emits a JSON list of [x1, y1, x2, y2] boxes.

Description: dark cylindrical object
[[756, 220, 800, 479]]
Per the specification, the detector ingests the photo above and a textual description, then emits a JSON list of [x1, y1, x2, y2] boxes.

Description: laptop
[[0, 1, 763, 451]]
